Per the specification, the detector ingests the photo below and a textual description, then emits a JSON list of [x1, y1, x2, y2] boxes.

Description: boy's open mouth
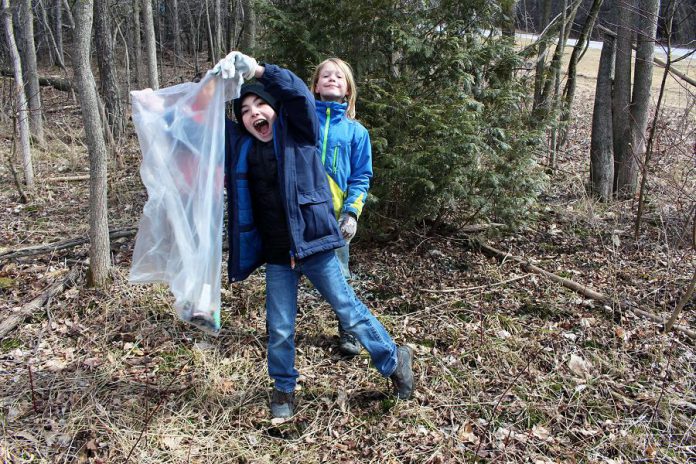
[[252, 119, 272, 138]]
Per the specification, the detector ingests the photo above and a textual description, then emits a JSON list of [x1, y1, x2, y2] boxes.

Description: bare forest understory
[[0, 68, 695, 463]]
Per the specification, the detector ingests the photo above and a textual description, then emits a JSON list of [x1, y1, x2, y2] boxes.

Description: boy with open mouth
[[220, 52, 415, 419]]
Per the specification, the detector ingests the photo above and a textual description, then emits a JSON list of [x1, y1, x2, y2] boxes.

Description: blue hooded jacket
[[225, 64, 345, 282], [315, 100, 373, 219]]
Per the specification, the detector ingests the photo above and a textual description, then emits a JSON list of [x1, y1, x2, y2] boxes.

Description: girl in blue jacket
[[219, 52, 413, 419], [310, 58, 373, 356]]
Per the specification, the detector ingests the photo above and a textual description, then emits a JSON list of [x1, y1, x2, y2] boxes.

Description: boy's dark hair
[[233, 83, 279, 131]]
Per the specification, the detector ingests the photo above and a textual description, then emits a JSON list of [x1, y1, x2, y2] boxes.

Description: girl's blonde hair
[[310, 58, 357, 119]]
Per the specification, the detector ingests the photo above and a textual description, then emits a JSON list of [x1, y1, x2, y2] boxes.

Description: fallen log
[[475, 239, 695, 340], [46, 175, 91, 182], [0, 227, 137, 262], [0, 267, 80, 338], [1, 69, 74, 91]]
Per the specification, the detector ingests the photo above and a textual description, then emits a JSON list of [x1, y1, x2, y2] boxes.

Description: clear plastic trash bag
[[129, 73, 241, 335]]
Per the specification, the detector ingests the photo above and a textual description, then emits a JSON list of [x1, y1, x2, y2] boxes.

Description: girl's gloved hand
[[213, 52, 257, 80], [339, 213, 357, 241]]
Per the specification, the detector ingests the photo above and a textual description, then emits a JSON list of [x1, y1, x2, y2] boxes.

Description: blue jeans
[[335, 242, 351, 279], [265, 250, 397, 393]]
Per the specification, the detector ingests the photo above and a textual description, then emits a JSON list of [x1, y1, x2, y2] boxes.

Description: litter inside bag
[[129, 73, 241, 335]]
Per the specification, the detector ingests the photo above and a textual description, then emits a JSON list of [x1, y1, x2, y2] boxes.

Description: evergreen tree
[[258, 0, 546, 229]]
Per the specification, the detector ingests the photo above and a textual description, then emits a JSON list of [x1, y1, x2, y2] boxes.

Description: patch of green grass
[[582, 339, 606, 350], [380, 397, 397, 413], [1, 338, 21, 353], [0, 277, 14, 289], [524, 406, 547, 428], [516, 299, 567, 319]]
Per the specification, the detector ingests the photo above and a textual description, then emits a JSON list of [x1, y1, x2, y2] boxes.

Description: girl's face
[[315, 61, 349, 103], [240, 94, 276, 142]]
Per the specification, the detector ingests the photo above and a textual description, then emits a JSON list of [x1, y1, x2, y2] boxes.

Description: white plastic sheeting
[[129, 73, 241, 335]]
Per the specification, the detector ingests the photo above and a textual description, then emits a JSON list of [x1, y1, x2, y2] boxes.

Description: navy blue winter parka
[[225, 64, 345, 282]]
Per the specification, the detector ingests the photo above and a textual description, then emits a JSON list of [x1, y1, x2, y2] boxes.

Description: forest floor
[[0, 66, 695, 463]]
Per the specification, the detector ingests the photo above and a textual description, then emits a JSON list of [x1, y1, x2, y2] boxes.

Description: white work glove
[[212, 52, 257, 80], [339, 213, 358, 241]]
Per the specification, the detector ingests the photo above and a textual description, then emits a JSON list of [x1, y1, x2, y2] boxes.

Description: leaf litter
[[0, 80, 694, 463]]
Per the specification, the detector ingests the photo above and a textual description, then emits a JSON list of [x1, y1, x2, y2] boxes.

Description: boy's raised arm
[[256, 64, 319, 144]]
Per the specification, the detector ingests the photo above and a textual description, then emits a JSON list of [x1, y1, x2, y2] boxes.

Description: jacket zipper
[[332, 146, 338, 174], [272, 121, 298, 268], [321, 106, 331, 165]]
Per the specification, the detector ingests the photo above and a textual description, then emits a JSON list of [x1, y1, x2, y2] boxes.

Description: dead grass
[[1, 54, 695, 463]]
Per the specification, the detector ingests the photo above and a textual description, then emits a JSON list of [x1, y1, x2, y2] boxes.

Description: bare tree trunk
[[590, 26, 616, 201], [227, 0, 237, 50], [635, 0, 671, 238], [115, 22, 131, 96], [53, 0, 64, 66], [205, 0, 215, 63], [132, 0, 143, 87], [19, 0, 45, 146], [94, 0, 124, 139], [62, 0, 73, 28], [142, 0, 158, 89], [2, 0, 33, 187], [239, 0, 255, 52], [612, 0, 636, 197], [71, 0, 111, 287], [36, 0, 65, 70], [215, 0, 222, 58], [560, 0, 603, 145], [172, 0, 181, 68], [533, 0, 553, 114], [629, 0, 660, 182]]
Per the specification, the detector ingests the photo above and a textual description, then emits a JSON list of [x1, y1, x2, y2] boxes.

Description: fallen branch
[[419, 274, 530, 293], [45, 104, 79, 114], [46, 175, 90, 182], [1, 69, 73, 91], [0, 227, 137, 261], [653, 55, 696, 88], [475, 240, 695, 340], [0, 267, 80, 338]]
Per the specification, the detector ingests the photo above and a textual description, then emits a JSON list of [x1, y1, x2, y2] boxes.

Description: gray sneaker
[[390, 346, 414, 400], [270, 389, 295, 419], [338, 326, 362, 356]]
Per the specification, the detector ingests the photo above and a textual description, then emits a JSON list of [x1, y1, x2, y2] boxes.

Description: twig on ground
[[419, 274, 530, 293], [27, 365, 38, 414], [123, 358, 192, 464], [0, 266, 81, 338], [0, 227, 137, 261], [475, 239, 696, 339], [45, 175, 91, 182]]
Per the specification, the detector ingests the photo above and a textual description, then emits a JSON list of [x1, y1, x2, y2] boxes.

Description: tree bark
[[94, 0, 124, 139], [590, 27, 616, 201], [132, 0, 143, 87], [560, 0, 603, 145], [53, 0, 64, 66], [629, 0, 660, 186], [142, 0, 158, 89], [62, 0, 73, 28], [239, 0, 255, 52], [2, 0, 33, 187], [19, 0, 45, 146], [533, 0, 553, 114], [71, 0, 111, 287], [612, 0, 636, 197], [215, 0, 223, 58], [172, 0, 181, 68], [635, 0, 670, 239]]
